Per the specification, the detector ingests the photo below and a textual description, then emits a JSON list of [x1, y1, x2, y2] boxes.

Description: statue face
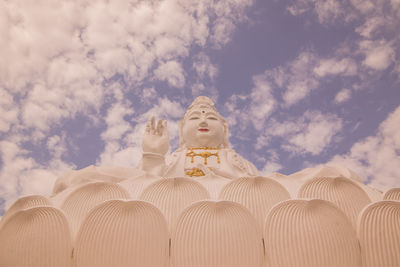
[[182, 108, 225, 148]]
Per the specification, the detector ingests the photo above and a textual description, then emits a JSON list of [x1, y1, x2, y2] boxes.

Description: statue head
[[178, 96, 229, 148]]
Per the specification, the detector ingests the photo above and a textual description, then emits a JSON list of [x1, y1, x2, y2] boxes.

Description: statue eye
[[189, 117, 200, 120], [208, 117, 218, 120]]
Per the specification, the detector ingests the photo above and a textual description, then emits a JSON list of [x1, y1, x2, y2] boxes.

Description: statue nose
[[199, 118, 208, 126]]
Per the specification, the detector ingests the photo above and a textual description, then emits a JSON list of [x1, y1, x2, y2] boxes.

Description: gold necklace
[[186, 147, 221, 165]]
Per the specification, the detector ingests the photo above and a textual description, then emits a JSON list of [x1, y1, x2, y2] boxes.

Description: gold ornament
[[185, 168, 206, 177], [186, 147, 221, 165]]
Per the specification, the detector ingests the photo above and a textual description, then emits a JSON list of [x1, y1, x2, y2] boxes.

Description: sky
[[0, 0, 399, 215]]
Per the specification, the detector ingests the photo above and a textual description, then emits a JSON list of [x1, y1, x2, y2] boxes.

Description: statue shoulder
[[226, 149, 259, 176]]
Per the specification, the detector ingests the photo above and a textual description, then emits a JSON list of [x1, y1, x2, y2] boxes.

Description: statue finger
[[156, 119, 163, 135], [145, 122, 151, 133], [150, 116, 155, 134], [162, 120, 168, 137]]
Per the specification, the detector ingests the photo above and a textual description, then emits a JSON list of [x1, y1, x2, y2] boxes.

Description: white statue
[[139, 96, 258, 178]]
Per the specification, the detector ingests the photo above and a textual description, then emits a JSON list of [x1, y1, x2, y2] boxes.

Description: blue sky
[[0, 0, 399, 214]]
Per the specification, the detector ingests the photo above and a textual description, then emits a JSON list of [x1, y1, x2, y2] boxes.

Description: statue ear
[[178, 118, 185, 148], [223, 120, 230, 148]]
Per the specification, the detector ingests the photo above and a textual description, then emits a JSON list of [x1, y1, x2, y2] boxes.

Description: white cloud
[[101, 102, 134, 141], [314, 58, 358, 77], [261, 161, 283, 175], [263, 111, 343, 155], [287, 0, 354, 24], [0, 0, 254, 210], [224, 94, 250, 130], [154, 60, 185, 88], [193, 53, 219, 81], [0, 88, 18, 133], [355, 16, 385, 38], [140, 87, 157, 104], [0, 139, 74, 211], [334, 88, 351, 104], [223, 73, 276, 131], [249, 75, 276, 130], [46, 133, 68, 159], [314, 0, 344, 24], [265, 51, 320, 106], [260, 149, 282, 175], [1, 0, 252, 139], [209, 0, 252, 47], [360, 40, 395, 71], [329, 105, 400, 191]]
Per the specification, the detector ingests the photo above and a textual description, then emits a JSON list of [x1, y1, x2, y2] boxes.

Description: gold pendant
[[185, 168, 205, 177], [186, 148, 221, 165]]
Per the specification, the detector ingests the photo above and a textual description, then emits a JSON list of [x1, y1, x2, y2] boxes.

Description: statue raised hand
[[140, 116, 169, 175], [142, 116, 169, 156]]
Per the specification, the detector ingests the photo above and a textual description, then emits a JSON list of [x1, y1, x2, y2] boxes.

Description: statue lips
[[198, 128, 209, 132]]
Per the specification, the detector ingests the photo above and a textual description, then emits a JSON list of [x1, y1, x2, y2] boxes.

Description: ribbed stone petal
[[60, 182, 130, 238], [358, 201, 400, 267], [139, 177, 210, 230], [219, 176, 290, 229], [75, 200, 169, 267], [264, 199, 360, 267], [171, 200, 263, 267], [0, 206, 73, 267], [298, 176, 371, 228]]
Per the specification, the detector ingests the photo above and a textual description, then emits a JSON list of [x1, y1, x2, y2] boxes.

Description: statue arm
[[138, 117, 169, 176], [227, 149, 259, 177]]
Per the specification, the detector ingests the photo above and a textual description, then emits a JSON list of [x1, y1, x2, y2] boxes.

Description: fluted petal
[[383, 188, 400, 200], [219, 176, 291, 229], [75, 200, 169, 267], [358, 201, 400, 267], [0, 206, 73, 267], [0, 195, 52, 229], [298, 176, 371, 228], [119, 173, 162, 199], [139, 177, 210, 230], [264, 199, 360, 267], [171, 200, 263, 267], [60, 182, 130, 238]]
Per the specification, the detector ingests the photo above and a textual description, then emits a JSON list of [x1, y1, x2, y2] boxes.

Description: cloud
[[1, 0, 253, 138], [0, 0, 254, 211], [286, 0, 354, 24], [334, 88, 351, 104], [154, 60, 186, 88], [260, 149, 283, 175], [287, 0, 400, 77], [273, 51, 320, 106], [260, 111, 343, 155], [329, 105, 400, 191], [262, 50, 360, 107], [261, 161, 283, 175], [313, 57, 358, 77], [0, 139, 74, 212], [192, 53, 218, 81], [0, 88, 18, 133], [248, 75, 276, 130], [360, 39, 396, 71], [223, 72, 276, 132]]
